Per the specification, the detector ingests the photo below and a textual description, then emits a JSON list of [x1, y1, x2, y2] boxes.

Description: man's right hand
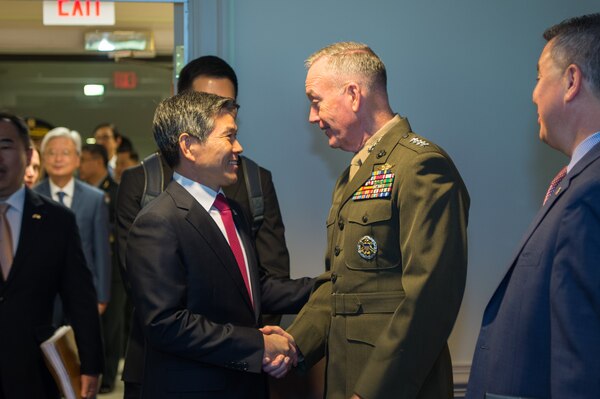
[[261, 326, 297, 378]]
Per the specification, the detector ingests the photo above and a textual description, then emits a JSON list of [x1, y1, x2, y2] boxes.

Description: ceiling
[[0, 1, 174, 56]]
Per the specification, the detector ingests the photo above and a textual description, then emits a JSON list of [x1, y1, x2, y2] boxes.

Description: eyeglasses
[[44, 149, 77, 158]]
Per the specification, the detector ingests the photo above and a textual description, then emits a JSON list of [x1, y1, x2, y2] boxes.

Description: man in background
[[467, 13, 600, 398], [35, 128, 111, 317], [93, 123, 122, 177], [115, 137, 139, 183], [79, 143, 125, 394], [0, 112, 103, 399]]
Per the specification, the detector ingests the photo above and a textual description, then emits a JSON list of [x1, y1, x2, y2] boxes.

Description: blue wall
[[227, 0, 599, 365]]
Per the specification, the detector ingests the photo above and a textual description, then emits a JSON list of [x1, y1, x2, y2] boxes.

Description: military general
[[265, 42, 470, 399]]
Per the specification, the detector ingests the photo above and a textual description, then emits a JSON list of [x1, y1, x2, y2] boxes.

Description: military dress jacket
[[288, 117, 470, 399]]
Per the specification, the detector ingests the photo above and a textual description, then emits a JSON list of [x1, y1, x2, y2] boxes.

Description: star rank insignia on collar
[[409, 137, 429, 147]]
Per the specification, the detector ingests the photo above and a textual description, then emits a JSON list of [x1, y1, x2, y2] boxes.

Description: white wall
[[227, 0, 599, 367]]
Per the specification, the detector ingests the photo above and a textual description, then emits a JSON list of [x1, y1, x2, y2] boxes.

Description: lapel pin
[[32, 213, 42, 219]]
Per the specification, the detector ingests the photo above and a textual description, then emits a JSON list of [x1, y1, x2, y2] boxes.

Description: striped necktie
[[543, 166, 567, 205], [0, 203, 13, 281]]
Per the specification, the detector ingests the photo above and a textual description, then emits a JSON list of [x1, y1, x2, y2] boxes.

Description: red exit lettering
[[58, 0, 101, 17], [114, 71, 138, 90]]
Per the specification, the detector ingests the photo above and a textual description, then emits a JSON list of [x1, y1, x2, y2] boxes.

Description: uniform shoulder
[[395, 131, 444, 155]]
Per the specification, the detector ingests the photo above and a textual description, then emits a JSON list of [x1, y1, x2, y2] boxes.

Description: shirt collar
[[172, 172, 223, 213], [352, 114, 402, 166], [49, 177, 75, 199], [3, 186, 25, 213], [568, 131, 600, 173]]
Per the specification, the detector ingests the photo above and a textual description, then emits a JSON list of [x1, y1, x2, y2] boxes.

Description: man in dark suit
[[0, 112, 103, 399], [117, 55, 292, 398], [35, 128, 111, 316], [79, 143, 124, 393], [126, 91, 313, 398], [467, 14, 600, 399]]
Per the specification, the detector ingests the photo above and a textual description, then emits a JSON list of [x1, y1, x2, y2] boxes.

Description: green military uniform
[[288, 116, 469, 399]]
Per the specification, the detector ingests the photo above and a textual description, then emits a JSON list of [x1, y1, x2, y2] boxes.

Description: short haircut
[[177, 55, 238, 98], [306, 42, 387, 91], [93, 123, 122, 140], [82, 143, 109, 167], [41, 127, 82, 155], [117, 135, 134, 153], [153, 91, 239, 168], [544, 13, 600, 97], [0, 111, 30, 149]]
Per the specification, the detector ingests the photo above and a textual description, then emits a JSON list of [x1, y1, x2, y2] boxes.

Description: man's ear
[[178, 133, 195, 161], [346, 82, 361, 112], [564, 63, 583, 103]]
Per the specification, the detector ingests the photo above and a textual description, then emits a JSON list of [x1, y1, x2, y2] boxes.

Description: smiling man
[[467, 13, 600, 399], [269, 42, 470, 399], [125, 91, 313, 399]]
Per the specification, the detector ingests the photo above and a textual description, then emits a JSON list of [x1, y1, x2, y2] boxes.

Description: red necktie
[[543, 166, 567, 205], [213, 194, 253, 304]]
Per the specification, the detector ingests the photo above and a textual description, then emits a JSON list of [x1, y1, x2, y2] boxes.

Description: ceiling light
[[84, 84, 104, 96]]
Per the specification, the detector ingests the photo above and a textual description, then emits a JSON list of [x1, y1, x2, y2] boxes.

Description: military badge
[[352, 164, 394, 201], [357, 235, 377, 260], [409, 137, 429, 147]]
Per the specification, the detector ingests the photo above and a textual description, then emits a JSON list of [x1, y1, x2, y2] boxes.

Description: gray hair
[[41, 127, 82, 154], [153, 90, 239, 168], [544, 13, 600, 97], [305, 41, 387, 90]]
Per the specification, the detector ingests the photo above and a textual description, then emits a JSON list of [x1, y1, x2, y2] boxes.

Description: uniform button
[[377, 150, 386, 158], [338, 219, 344, 230], [334, 246, 341, 256], [331, 272, 337, 283], [362, 215, 368, 223]]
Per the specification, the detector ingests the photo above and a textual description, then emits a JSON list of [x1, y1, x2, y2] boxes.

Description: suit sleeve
[[355, 152, 469, 398], [116, 166, 144, 295], [93, 191, 111, 303], [550, 182, 600, 396], [126, 208, 265, 373], [59, 210, 104, 375], [254, 168, 290, 279]]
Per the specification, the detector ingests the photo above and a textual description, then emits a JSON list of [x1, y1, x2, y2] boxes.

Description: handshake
[[260, 325, 298, 378]]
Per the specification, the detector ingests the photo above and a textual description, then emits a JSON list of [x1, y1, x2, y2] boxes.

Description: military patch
[[357, 235, 377, 260], [352, 166, 394, 201], [409, 137, 429, 147]]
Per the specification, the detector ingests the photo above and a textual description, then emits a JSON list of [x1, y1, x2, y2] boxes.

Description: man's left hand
[[81, 374, 99, 398]]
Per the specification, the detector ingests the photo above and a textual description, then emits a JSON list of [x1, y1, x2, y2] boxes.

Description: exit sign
[[43, 1, 115, 26]]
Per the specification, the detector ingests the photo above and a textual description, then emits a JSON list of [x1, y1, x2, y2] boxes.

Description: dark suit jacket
[[467, 142, 600, 398], [126, 181, 312, 398], [0, 189, 103, 399], [35, 178, 111, 302], [117, 154, 291, 384]]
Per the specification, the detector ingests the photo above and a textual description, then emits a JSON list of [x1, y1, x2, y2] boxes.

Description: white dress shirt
[[173, 172, 254, 301]]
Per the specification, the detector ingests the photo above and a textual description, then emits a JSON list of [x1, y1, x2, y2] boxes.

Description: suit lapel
[[71, 180, 83, 214], [167, 183, 255, 314], [1, 190, 44, 290], [507, 142, 600, 268], [232, 206, 260, 320]]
